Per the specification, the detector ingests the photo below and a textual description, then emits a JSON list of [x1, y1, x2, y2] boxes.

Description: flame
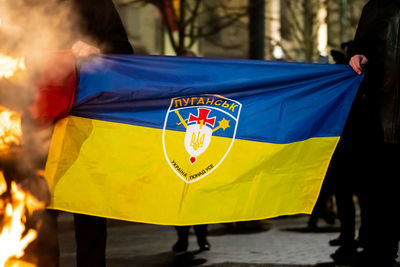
[[0, 54, 25, 79], [0, 172, 43, 267], [0, 173, 6, 195], [0, 107, 22, 153]]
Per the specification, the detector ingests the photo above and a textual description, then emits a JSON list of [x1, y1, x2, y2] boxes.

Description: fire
[[0, 172, 43, 267], [0, 104, 41, 266], [0, 54, 25, 79], [0, 107, 22, 153], [0, 33, 42, 265]]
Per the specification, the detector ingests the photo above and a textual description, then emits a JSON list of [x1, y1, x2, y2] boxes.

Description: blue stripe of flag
[[71, 55, 362, 144]]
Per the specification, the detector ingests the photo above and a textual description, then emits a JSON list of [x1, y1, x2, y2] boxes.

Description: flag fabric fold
[[43, 55, 362, 225]]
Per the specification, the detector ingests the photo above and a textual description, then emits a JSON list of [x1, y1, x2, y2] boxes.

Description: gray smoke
[[0, 0, 83, 186]]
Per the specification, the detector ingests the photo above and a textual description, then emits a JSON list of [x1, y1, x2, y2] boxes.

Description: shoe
[[329, 235, 359, 247], [330, 246, 357, 266], [172, 239, 188, 253], [354, 237, 366, 248], [197, 238, 210, 251], [329, 236, 351, 247], [322, 211, 336, 225], [329, 237, 343, 246], [306, 220, 318, 232]]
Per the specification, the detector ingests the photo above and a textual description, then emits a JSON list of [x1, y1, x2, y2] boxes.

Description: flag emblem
[[163, 95, 242, 183]]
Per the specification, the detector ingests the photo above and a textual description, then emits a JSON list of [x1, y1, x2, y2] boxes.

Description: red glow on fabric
[[30, 51, 77, 126]]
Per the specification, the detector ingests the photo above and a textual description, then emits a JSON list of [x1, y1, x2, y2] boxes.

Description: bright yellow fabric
[[45, 116, 339, 225]]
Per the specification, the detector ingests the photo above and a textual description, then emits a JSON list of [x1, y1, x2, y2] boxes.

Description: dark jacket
[[348, 0, 400, 143], [70, 0, 133, 54]]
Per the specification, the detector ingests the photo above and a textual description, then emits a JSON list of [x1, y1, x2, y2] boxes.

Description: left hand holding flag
[[72, 40, 100, 58]]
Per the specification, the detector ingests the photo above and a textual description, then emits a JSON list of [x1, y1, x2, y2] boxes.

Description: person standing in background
[[173, 225, 210, 253]]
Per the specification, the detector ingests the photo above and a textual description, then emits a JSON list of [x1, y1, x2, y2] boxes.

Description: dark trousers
[[329, 122, 368, 244], [335, 188, 356, 242], [359, 143, 400, 266], [30, 211, 107, 267], [175, 225, 208, 241], [74, 213, 107, 267], [308, 176, 335, 227]]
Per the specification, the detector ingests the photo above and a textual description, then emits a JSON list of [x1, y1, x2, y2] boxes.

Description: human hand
[[71, 40, 100, 57], [349, 54, 368, 75]]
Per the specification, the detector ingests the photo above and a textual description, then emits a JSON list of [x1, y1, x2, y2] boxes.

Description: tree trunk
[[303, 0, 315, 62], [248, 0, 265, 60], [178, 0, 186, 55]]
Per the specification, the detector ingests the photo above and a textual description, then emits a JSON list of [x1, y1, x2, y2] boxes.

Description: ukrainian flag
[[42, 54, 362, 225]]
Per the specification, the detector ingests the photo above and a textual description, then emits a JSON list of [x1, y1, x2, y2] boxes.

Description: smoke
[[1, 0, 78, 56], [0, 0, 86, 181]]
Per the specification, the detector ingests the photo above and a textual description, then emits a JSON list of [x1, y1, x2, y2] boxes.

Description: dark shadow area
[[314, 263, 336, 267], [107, 219, 142, 228], [208, 221, 271, 236], [57, 215, 145, 233], [281, 226, 340, 233], [108, 251, 207, 267], [203, 262, 336, 267]]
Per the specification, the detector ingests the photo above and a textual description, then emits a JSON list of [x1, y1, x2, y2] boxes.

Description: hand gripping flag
[[36, 52, 362, 225]]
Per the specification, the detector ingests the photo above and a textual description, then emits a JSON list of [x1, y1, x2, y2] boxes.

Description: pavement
[[58, 212, 350, 267]]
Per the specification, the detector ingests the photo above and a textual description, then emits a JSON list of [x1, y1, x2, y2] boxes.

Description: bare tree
[[326, 0, 368, 49], [119, 0, 249, 55], [277, 0, 323, 62], [347, 0, 368, 32], [248, 0, 265, 59]]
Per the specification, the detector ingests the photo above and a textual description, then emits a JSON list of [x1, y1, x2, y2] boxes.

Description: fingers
[[349, 55, 368, 75], [360, 56, 368, 65], [349, 56, 362, 74], [72, 40, 100, 58]]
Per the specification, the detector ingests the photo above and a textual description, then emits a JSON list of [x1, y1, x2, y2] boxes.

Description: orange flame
[[0, 54, 25, 79], [0, 107, 22, 153], [0, 172, 44, 267]]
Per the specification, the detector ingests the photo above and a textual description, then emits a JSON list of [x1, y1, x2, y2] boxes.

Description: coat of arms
[[163, 95, 242, 183]]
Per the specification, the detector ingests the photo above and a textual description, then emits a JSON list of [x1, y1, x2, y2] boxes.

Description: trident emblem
[[175, 108, 230, 164]]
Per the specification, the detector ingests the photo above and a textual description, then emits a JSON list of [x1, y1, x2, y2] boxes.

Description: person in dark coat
[[22, 1, 133, 267], [68, 2, 133, 267], [67, 0, 133, 55], [345, 0, 400, 266]]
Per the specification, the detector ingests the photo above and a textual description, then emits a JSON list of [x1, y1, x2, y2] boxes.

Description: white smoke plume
[[0, 0, 87, 189]]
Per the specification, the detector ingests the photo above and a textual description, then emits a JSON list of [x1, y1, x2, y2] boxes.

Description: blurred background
[[113, 0, 367, 62]]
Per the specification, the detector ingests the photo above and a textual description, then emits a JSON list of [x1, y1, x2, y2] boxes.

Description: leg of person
[[307, 192, 322, 230], [355, 189, 366, 248], [318, 178, 336, 225], [359, 143, 400, 266], [328, 137, 355, 246], [193, 224, 210, 251], [173, 226, 190, 252], [332, 189, 356, 245], [330, 191, 358, 265], [74, 213, 107, 267], [329, 125, 361, 265]]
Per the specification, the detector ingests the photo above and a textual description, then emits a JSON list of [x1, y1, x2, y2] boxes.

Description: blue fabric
[[71, 55, 362, 144]]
